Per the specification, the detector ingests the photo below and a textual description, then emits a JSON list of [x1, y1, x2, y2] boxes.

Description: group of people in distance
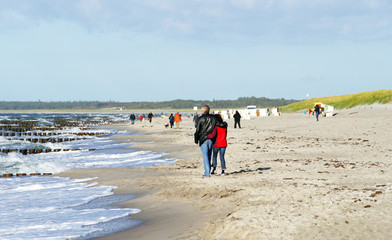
[[168, 112, 182, 128], [129, 112, 154, 124], [129, 112, 183, 128]]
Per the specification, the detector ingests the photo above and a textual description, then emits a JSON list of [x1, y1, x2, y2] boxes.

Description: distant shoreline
[[1, 102, 391, 114], [0, 108, 194, 114]]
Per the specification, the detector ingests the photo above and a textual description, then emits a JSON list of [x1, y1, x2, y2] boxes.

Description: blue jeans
[[212, 147, 226, 170], [315, 112, 319, 121], [200, 139, 213, 177], [131, 119, 135, 124]]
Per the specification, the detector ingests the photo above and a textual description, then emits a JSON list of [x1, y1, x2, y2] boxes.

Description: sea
[[0, 113, 176, 240]]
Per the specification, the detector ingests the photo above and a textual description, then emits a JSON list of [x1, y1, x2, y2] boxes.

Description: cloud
[[200, 8, 223, 17], [163, 18, 193, 34], [230, 0, 256, 9], [76, 0, 102, 17], [143, 0, 173, 10], [1, 0, 392, 42]]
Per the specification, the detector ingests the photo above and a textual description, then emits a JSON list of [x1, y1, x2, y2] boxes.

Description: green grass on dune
[[280, 89, 392, 112]]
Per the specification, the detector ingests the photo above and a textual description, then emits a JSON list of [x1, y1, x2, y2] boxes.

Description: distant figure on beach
[[194, 105, 217, 177], [193, 112, 199, 128], [210, 113, 228, 175], [129, 113, 136, 125], [314, 105, 320, 121], [148, 112, 153, 123], [234, 111, 241, 128], [139, 114, 143, 122], [174, 112, 182, 128], [169, 113, 175, 128]]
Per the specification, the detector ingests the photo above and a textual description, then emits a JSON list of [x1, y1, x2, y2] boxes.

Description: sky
[[0, 0, 391, 102]]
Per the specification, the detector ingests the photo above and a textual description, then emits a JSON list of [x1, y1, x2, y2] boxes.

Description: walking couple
[[194, 105, 228, 177]]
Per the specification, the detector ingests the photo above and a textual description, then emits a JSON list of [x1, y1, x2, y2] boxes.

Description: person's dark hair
[[202, 105, 210, 114], [215, 113, 223, 122]]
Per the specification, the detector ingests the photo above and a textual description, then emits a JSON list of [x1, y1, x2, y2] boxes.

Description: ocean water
[[0, 113, 176, 240]]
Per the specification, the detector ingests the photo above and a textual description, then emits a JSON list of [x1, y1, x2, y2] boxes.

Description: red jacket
[[174, 113, 182, 122], [214, 126, 227, 148], [208, 125, 228, 148]]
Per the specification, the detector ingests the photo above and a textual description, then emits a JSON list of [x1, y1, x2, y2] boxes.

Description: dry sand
[[57, 105, 392, 239]]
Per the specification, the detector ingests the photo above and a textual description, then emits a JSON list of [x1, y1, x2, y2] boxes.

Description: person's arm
[[207, 126, 217, 139], [216, 121, 227, 128], [194, 118, 202, 144]]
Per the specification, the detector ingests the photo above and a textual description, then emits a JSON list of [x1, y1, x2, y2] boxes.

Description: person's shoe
[[211, 167, 216, 175]]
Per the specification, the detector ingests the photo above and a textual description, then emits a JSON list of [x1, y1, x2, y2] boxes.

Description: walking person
[[233, 111, 241, 128], [194, 105, 217, 177], [174, 112, 182, 128], [147, 112, 153, 123], [210, 113, 228, 175], [314, 104, 320, 121], [169, 113, 175, 128], [129, 113, 136, 125], [193, 112, 199, 128]]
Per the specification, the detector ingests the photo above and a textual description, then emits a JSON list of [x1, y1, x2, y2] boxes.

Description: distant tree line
[[0, 97, 299, 110]]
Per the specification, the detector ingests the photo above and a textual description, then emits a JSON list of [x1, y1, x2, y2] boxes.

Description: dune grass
[[280, 89, 392, 112]]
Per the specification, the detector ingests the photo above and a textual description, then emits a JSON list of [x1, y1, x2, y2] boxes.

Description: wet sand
[[58, 104, 392, 239]]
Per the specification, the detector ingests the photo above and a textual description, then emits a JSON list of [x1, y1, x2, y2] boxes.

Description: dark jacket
[[194, 113, 217, 146], [193, 114, 199, 126], [234, 112, 241, 121], [130, 114, 136, 120]]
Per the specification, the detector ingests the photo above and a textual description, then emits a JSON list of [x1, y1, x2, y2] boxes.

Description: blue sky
[[1, 0, 391, 101]]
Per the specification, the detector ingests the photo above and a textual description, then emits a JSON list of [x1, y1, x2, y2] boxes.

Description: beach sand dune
[[58, 106, 392, 239]]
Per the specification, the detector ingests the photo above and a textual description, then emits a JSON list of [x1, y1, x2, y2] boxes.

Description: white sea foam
[[0, 176, 140, 240]]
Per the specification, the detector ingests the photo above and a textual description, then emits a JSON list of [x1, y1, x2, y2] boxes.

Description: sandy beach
[[57, 105, 392, 239]]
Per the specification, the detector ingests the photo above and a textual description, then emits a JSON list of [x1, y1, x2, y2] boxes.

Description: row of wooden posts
[[0, 126, 92, 132], [0, 120, 39, 126], [1, 118, 128, 130], [7, 137, 87, 143], [0, 131, 107, 137], [1, 173, 53, 178], [1, 148, 97, 155]]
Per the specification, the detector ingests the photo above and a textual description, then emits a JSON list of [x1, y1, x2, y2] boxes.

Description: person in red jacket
[[174, 112, 182, 128], [210, 113, 228, 175]]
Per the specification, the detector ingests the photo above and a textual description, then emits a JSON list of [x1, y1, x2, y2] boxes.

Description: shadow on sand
[[228, 167, 271, 175]]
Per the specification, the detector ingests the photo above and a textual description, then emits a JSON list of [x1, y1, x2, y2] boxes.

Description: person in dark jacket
[[193, 112, 199, 128], [314, 104, 320, 121], [129, 113, 136, 125], [147, 112, 153, 123], [233, 111, 241, 128], [169, 113, 174, 128], [210, 113, 228, 175], [194, 105, 217, 177]]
